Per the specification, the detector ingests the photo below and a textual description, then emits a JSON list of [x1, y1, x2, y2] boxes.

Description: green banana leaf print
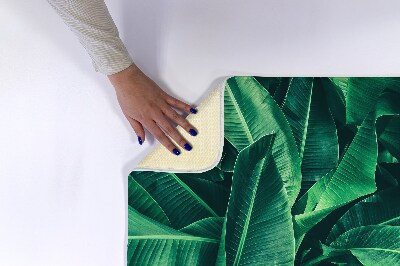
[[128, 77, 400, 266]]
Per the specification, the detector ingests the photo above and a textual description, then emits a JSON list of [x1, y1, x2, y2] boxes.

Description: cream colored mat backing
[[134, 81, 225, 173]]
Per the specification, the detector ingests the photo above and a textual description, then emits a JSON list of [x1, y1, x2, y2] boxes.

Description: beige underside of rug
[[134, 81, 225, 173]]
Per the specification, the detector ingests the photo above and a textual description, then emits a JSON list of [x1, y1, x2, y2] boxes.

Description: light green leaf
[[225, 134, 295, 265]]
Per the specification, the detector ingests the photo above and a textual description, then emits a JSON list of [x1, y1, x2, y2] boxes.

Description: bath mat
[[127, 77, 400, 265]]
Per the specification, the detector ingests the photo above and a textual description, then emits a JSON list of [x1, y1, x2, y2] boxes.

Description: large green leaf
[[254, 76, 293, 106], [224, 76, 301, 206], [292, 170, 335, 216], [316, 91, 399, 210], [328, 225, 400, 265], [281, 78, 339, 195], [179, 217, 224, 240], [326, 187, 400, 244], [254, 76, 283, 95], [293, 90, 400, 249], [329, 77, 349, 98], [300, 79, 339, 192], [281, 77, 314, 159], [216, 217, 227, 266], [129, 171, 217, 229], [128, 177, 170, 226], [224, 134, 295, 265], [127, 206, 219, 265], [344, 78, 400, 124], [128, 206, 183, 236], [175, 172, 230, 217]]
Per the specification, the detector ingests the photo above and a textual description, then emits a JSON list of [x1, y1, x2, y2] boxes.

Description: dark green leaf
[[129, 171, 218, 229], [326, 187, 400, 244], [127, 207, 219, 265], [224, 76, 302, 206], [128, 177, 170, 226]]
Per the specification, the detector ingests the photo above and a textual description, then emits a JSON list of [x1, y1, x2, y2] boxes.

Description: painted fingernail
[[190, 108, 198, 114], [138, 136, 143, 145], [184, 143, 192, 151], [173, 148, 180, 156], [189, 129, 197, 136]]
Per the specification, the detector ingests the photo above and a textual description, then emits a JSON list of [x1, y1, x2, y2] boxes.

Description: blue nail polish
[[184, 143, 192, 151], [189, 129, 197, 136], [190, 108, 198, 114], [173, 148, 180, 156], [138, 136, 143, 145]]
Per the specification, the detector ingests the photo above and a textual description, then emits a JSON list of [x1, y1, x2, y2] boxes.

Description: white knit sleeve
[[46, 0, 134, 75]]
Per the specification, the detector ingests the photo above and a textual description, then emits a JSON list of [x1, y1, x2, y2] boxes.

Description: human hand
[[107, 64, 198, 156]]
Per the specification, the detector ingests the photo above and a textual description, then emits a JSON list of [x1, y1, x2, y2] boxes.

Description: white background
[[1, 1, 400, 265]]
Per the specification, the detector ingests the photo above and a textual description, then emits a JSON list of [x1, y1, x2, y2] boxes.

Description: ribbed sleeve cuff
[[88, 37, 134, 75]]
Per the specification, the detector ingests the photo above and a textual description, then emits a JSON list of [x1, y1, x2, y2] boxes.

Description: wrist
[[107, 63, 141, 88]]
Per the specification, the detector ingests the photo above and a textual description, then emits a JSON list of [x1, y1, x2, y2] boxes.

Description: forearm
[[46, 0, 134, 75]]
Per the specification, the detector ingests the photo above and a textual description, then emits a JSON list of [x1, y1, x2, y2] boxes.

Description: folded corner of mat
[[133, 81, 225, 173]]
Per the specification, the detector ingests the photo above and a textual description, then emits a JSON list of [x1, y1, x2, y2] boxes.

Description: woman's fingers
[[144, 120, 181, 156], [155, 114, 193, 152], [162, 107, 198, 137], [127, 116, 145, 145], [109, 63, 200, 154], [165, 95, 197, 114]]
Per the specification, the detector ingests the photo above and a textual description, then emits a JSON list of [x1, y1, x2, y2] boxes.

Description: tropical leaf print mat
[[127, 77, 400, 266]]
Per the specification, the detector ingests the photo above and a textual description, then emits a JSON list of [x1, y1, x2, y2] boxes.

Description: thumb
[[127, 117, 145, 145]]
